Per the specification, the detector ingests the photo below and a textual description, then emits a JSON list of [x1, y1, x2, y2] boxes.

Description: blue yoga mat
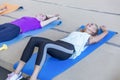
[[0, 20, 62, 46], [13, 30, 117, 80]]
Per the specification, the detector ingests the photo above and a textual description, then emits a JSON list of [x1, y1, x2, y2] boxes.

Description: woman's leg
[[0, 23, 20, 42], [15, 37, 52, 74], [6, 37, 52, 80], [14, 61, 25, 74], [13, 37, 40, 75], [30, 40, 53, 80], [47, 40, 75, 60], [30, 65, 41, 80], [30, 40, 74, 80]]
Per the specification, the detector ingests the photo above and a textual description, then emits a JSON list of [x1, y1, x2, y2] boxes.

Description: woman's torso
[[11, 16, 42, 33], [60, 31, 91, 59]]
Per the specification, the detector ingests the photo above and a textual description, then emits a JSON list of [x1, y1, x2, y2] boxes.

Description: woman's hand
[[100, 25, 107, 32]]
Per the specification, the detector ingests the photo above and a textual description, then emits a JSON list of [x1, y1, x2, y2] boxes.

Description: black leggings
[[20, 37, 75, 67], [0, 23, 20, 42]]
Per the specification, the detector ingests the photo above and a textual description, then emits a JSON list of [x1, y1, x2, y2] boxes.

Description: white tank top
[[61, 31, 90, 59]]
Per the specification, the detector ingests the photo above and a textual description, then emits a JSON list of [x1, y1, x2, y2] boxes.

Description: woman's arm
[[40, 16, 59, 27], [89, 26, 108, 44]]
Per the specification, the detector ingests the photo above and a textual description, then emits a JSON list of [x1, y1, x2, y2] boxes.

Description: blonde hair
[[80, 23, 99, 36], [94, 24, 99, 36]]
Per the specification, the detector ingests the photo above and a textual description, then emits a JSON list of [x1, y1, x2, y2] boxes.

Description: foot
[[6, 72, 23, 80]]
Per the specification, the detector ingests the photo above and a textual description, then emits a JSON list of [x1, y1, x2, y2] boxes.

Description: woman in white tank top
[[6, 23, 108, 80], [61, 23, 108, 59]]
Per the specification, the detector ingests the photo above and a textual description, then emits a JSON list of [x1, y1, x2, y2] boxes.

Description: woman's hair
[[80, 23, 99, 36], [43, 15, 49, 21], [93, 24, 99, 36]]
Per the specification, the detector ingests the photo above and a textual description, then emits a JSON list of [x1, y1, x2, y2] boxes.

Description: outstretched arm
[[89, 25, 108, 44], [46, 14, 59, 18], [40, 16, 59, 27]]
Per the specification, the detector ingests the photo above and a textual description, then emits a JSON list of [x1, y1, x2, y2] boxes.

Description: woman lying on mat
[[0, 14, 59, 42], [6, 23, 108, 80]]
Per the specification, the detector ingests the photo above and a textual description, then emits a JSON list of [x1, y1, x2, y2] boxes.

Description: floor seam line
[[32, 0, 120, 16]]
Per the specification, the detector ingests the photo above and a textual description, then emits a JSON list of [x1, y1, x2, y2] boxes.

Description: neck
[[83, 29, 91, 35]]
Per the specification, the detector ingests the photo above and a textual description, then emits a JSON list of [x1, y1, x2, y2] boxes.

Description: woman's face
[[38, 14, 47, 21], [85, 23, 98, 36]]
